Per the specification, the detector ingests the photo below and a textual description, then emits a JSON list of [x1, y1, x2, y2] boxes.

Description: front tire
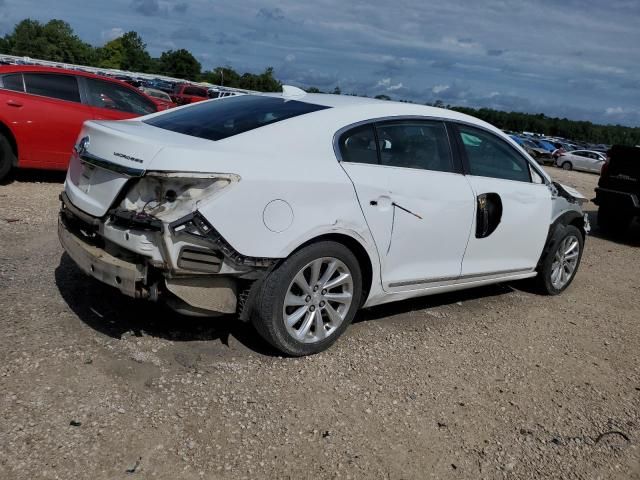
[[561, 161, 573, 171], [251, 241, 363, 356], [536, 225, 584, 295]]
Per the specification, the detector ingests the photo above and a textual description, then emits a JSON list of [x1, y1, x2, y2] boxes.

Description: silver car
[[556, 150, 606, 173]]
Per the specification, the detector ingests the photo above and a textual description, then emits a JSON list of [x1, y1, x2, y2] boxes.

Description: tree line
[[0, 19, 281, 91], [1, 19, 638, 145]]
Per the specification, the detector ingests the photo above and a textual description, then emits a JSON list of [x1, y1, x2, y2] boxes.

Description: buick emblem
[[75, 136, 90, 156]]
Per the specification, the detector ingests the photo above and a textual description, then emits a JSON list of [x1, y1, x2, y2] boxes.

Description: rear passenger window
[[23, 73, 80, 103], [457, 125, 531, 182], [376, 121, 453, 172], [1, 74, 24, 92], [338, 125, 378, 165]]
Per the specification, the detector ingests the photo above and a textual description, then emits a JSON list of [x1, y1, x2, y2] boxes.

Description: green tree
[[96, 31, 151, 71], [158, 49, 201, 80], [0, 19, 95, 64], [374, 94, 391, 100]]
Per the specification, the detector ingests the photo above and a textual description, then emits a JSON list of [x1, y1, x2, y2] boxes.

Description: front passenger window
[[457, 125, 531, 182]]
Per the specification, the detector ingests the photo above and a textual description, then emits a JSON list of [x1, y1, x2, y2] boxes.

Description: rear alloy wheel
[[252, 241, 362, 356], [536, 225, 583, 295], [0, 134, 16, 182], [561, 161, 573, 171]]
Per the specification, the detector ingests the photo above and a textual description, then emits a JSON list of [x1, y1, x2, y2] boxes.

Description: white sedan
[[556, 149, 606, 173], [58, 87, 588, 356]]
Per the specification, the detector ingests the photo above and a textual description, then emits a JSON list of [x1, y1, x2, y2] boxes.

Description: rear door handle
[[6, 100, 23, 107]]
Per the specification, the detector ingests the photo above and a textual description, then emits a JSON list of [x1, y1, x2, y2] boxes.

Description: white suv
[[59, 88, 588, 356]]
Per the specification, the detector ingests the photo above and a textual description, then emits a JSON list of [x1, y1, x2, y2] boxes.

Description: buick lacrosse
[[59, 87, 588, 355]]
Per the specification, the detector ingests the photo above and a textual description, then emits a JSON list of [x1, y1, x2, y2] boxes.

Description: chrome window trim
[[333, 115, 550, 184]]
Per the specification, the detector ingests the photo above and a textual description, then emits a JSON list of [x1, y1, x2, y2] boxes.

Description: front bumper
[[58, 217, 147, 298]]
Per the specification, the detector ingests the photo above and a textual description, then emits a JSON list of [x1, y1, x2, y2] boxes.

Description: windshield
[[145, 95, 330, 141]]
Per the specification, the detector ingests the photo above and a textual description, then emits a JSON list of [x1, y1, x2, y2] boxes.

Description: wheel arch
[[291, 232, 374, 306], [537, 210, 585, 269], [0, 120, 18, 165]]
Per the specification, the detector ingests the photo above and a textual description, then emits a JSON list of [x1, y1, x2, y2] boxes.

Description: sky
[[1, 0, 639, 126]]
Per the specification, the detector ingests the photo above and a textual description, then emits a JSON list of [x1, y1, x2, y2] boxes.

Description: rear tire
[[535, 225, 583, 295], [0, 134, 15, 182], [597, 206, 632, 235], [251, 241, 362, 356], [561, 161, 573, 171]]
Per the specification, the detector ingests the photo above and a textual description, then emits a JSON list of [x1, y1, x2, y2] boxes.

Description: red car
[[0, 66, 158, 180], [170, 84, 209, 106], [139, 87, 177, 111]]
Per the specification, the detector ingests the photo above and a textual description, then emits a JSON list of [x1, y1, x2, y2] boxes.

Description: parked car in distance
[[0, 65, 158, 180], [555, 149, 606, 173], [140, 87, 176, 110], [58, 88, 588, 356], [521, 139, 554, 165], [594, 145, 640, 234], [171, 84, 209, 105]]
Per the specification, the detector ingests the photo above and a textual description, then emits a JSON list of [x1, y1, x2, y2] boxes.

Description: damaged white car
[[59, 87, 589, 356]]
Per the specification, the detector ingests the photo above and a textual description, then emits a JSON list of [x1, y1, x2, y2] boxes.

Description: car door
[[573, 151, 591, 172], [81, 77, 157, 120], [338, 119, 476, 291], [586, 152, 605, 173], [0, 72, 34, 164], [21, 72, 95, 169], [452, 124, 552, 277]]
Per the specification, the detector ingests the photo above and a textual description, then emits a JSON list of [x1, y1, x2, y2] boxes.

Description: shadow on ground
[[1, 169, 66, 186], [56, 253, 521, 355], [585, 210, 640, 248]]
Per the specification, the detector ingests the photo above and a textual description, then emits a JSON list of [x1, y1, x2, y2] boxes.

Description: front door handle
[[6, 100, 23, 107]]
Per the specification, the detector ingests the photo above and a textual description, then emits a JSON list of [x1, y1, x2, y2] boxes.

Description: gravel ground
[[0, 167, 639, 480]]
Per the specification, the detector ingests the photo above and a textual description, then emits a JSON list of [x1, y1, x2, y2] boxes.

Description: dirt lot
[[0, 167, 639, 480]]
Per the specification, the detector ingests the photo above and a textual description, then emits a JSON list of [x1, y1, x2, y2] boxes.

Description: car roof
[[259, 92, 503, 133], [0, 65, 137, 88]]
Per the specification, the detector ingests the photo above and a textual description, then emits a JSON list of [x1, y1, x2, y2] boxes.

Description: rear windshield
[[144, 95, 329, 141]]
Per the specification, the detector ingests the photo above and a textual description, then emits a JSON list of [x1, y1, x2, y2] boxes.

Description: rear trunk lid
[[64, 119, 215, 217]]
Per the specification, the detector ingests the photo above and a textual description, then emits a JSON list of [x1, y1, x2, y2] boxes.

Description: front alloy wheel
[[549, 235, 580, 290], [536, 224, 584, 295], [252, 241, 362, 356]]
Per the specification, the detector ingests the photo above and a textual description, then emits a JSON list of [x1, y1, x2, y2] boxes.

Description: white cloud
[[387, 82, 403, 91], [285, 54, 296, 62], [605, 106, 624, 115], [101, 27, 124, 42], [432, 84, 449, 94], [376, 78, 391, 87]]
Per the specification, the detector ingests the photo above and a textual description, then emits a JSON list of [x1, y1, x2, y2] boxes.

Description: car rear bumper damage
[[58, 217, 146, 298], [58, 193, 275, 316]]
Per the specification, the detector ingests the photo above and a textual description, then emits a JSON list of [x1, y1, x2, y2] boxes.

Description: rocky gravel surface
[[0, 168, 639, 479]]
